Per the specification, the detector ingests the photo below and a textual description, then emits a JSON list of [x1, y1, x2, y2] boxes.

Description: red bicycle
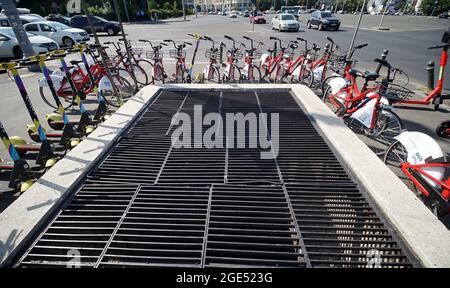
[[260, 37, 295, 82], [222, 35, 244, 83], [323, 68, 403, 156], [303, 37, 336, 88], [39, 44, 133, 109], [384, 131, 450, 216], [139, 39, 168, 84], [241, 36, 264, 83], [200, 36, 221, 83], [164, 39, 192, 83], [281, 38, 314, 86]]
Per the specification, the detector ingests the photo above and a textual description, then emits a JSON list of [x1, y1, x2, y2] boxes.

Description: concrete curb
[[0, 85, 161, 266]]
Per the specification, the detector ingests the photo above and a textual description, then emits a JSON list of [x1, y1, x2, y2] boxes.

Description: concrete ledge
[[289, 85, 450, 268], [0, 85, 161, 266]]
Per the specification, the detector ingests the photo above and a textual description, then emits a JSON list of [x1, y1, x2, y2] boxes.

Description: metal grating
[[16, 89, 413, 268]]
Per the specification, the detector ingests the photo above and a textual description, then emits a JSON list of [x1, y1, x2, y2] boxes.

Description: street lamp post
[[182, 0, 186, 20], [378, 0, 390, 30], [348, 0, 368, 58], [122, 0, 131, 22]]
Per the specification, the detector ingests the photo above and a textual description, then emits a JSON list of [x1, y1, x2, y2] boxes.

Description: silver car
[[271, 13, 299, 32]]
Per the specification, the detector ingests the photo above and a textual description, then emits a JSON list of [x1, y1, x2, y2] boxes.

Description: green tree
[[420, 0, 450, 15]]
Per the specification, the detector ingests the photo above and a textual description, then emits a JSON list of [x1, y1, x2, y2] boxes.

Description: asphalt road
[[0, 14, 449, 216]]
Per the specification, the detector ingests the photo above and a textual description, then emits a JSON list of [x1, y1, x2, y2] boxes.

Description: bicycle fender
[[260, 53, 270, 65], [349, 94, 377, 128], [99, 76, 112, 92], [394, 131, 445, 186], [223, 63, 231, 77], [328, 76, 347, 94], [39, 75, 64, 90]]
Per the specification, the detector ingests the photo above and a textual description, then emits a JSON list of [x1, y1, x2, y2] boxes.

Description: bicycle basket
[[379, 83, 415, 101], [169, 49, 186, 58], [146, 50, 163, 60], [233, 50, 244, 60], [253, 50, 262, 59], [205, 49, 220, 59], [132, 47, 143, 56]]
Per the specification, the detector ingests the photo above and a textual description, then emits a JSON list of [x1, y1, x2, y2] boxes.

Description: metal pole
[[0, 0, 39, 71], [81, 0, 120, 97], [122, 0, 131, 22], [378, 0, 389, 29], [252, 3, 255, 31], [334, 0, 339, 13], [347, 0, 368, 58], [195, 0, 198, 17], [182, 0, 186, 20]]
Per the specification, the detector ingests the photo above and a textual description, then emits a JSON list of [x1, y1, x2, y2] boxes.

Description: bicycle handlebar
[[428, 44, 450, 49]]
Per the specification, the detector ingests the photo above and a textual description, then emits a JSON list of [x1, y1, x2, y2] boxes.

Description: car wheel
[[62, 37, 75, 47], [307, 21, 311, 28], [334, 25, 340, 31], [13, 46, 23, 59], [107, 27, 115, 36], [318, 23, 323, 30]]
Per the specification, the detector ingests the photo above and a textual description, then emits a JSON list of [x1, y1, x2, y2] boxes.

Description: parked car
[[0, 27, 58, 59], [438, 11, 449, 18], [229, 11, 238, 18], [24, 21, 89, 47], [243, 12, 250, 17], [0, 15, 41, 27], [307, 11, 341, 31], [69, 15, 120, 36], [271, 13, 299, 32], [45, 14, 70, 25], [250, 12, 266, 23]]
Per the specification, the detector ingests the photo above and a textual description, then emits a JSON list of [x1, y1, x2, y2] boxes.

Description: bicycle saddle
[[348, 69, 379, 81], [267, 48, 275, 53], [70, 60, 83, 66]]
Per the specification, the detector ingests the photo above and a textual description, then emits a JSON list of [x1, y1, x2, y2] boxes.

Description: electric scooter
[[0, 62, 59, 169], [0, 121, 35, 193], [186, 33, 203, 83], [24, 54, 79, 149]]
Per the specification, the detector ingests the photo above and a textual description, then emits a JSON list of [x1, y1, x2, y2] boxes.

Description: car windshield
[[321, 12, 333, 18], [0, 28, 34, 38], [256, 13, 263, 16], [52, 22, 69, 30], [281, 14, 295, 20]]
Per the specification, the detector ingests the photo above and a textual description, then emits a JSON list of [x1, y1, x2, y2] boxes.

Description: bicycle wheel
[[174, 63, 185, 83], [321, 74, 342, 96], [129, 63, 149, 86], [223, 65, 242, 83], [136, 59, 153, 80], [203, 66, 221, 84], [383, 140, 419, 193], [246, 64, 261, 83], [101, 75, 134, 108], [39, 86, 75, 110], [355, 109, 403, 156], [152, 64, 166, 84], [322, 85, 343, 114]]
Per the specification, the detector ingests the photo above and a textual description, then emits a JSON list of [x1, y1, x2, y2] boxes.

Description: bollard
[[427, 61, 435, 90]]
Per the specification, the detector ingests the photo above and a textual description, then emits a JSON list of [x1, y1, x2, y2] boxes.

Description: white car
[[272, 13, 299, 32], [24, 21, 89, 47], [229, 11, 238, 18], [0, 27, 59, 59]]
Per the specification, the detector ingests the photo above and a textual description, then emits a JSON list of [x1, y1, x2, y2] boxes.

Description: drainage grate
[[16, 89, 413, 268]]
